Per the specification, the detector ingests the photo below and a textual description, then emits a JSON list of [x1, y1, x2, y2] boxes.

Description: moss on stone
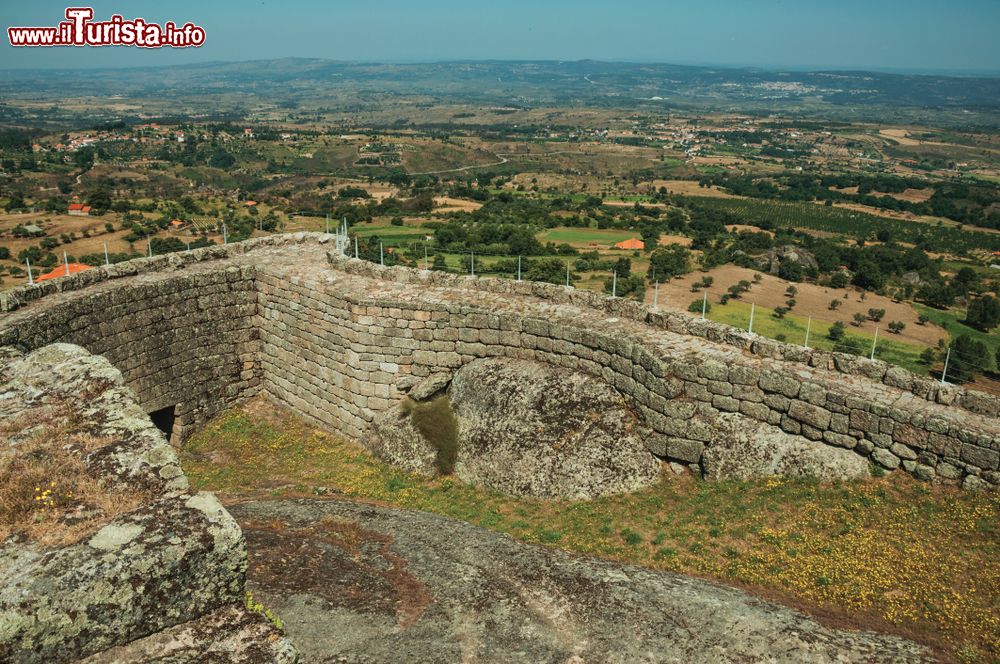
[[402, 396, 459, 475]]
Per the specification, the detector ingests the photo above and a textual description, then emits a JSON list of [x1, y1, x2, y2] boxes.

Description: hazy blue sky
[[2, 0, 998, 73]]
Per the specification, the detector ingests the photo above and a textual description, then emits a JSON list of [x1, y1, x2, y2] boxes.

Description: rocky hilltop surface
[[2, 233, 995, 661], [0, 345, 298, 663], [232, 498, 933, 664]]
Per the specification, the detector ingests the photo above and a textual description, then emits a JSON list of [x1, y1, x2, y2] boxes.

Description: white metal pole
[[941, 347, 951, 385], [748, 302, 755, 334], [223, 223, 228, 244], [804, 316, 812, 349], [471, 252, 475, 277], [354, 236, 358, 259], [25, 257, 33, 285], [517, 256, 521, 282], [186, 242, 191, 253], [104, 242, 110, 266], [870, 327, 878, 360], [701, 290, 707, 320], [325, 214, 329, 234], [148, 237, 153, 257], [612, 271, 617, 298], [424, 244, 428, 270], [653, 280, 659, 309], [63, 251, 69, 276], [566, 263, 570, 287], [379, 241, 384, 266]]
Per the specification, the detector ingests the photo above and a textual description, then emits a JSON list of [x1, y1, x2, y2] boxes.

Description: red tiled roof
[[615, 238, 645, 250], [36, 263, 92, 282]]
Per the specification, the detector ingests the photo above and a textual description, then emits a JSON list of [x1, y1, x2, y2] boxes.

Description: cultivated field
[[652, 265, 946, 347]]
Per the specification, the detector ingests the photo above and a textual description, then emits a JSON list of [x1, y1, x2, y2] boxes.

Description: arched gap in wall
[[149, 405, 177, 441]]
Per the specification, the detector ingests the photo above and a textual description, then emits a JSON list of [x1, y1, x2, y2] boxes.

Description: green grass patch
[[538, 227, 638, 245], [915, 304, 1000, 372]]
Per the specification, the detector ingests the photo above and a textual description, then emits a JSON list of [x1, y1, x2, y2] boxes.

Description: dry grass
[[0, 428, 149, 547]]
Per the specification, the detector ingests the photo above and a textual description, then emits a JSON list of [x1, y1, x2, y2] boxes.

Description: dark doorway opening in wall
[[149, 405, 176, 439]]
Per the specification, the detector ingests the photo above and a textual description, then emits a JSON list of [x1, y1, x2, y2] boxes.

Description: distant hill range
[[1, 58, 998, 125]]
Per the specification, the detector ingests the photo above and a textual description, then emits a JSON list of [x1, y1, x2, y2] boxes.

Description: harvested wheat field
[[653, 179, 742, 198], [433, 196, 483, 213], [879, 128, 922, 146], [650, 265, 946, 347]]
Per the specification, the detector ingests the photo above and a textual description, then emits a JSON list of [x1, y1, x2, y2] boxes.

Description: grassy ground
[[915, 304, 1000, 373], [183, 399, 1000, 663], [707, 299, 930, 374], [538, 227, 637, 245]]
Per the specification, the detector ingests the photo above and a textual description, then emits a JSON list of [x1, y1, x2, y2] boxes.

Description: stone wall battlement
[[1, 233, 997, 488]]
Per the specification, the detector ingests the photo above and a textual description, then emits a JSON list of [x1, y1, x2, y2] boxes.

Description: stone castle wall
[[0, 263, 260, 443], [1, 233, 997, 488]]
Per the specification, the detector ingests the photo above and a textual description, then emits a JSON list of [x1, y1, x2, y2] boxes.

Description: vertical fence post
[[940, 346, 951, 385], [748, 302, 755, 335], [25, 257, 33, 285], [701, 290, 707, 320], [612, 271, 618, 298], [565, 262, 570, 287], [104, 242, 110, 266], [147, 237, 153, 257], [653, 280, 659, 309], [804, 316, 812, 349], [870, 326, 878, 360], [186, 242, 191, 253], [223, 222, 228, 244], [424, 243, 429, 270], [63, 251, 69, 276], [379, 241, 384, 266], [354, 236, 359, 259], [517, 256, 521, 282], [470, 252, 475, 277]]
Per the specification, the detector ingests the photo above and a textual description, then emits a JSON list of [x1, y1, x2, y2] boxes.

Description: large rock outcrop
[[450, 358, 661, 499], [372, 358, 662, 499], [701, 413, 871, 481], [0, 344, 298, 663]]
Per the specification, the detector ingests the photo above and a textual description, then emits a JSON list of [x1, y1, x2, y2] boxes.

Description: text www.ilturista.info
[[7, 7, 205, 48]]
